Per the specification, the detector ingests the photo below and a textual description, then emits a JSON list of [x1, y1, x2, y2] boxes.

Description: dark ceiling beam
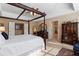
[[0, 16, 28, 22], [0, 15, 46, 22], [7, 3, 46, 16], [16, 9, 26, 19]]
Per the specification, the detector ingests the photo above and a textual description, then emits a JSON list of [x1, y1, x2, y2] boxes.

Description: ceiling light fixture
[[30, 8, 39, 16]]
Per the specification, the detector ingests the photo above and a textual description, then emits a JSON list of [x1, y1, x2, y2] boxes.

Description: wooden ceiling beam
[[7, 3, 46, 16], [0, 16, 28, 22], [16, 9, 26, 19], [2, 3, 47, 22]]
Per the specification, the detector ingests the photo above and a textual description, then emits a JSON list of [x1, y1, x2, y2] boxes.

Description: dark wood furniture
[[61, 22, 78, 45], [33, 30, 48, 39], [1, 3, 47, 50], [33, 23, 48, 39], [7, 3, 46, 21]]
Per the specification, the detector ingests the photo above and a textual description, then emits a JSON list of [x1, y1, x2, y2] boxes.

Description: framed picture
[[15, 23, 24, 35]]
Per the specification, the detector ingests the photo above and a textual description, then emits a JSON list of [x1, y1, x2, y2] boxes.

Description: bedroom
[[0, 3, 79, 56]]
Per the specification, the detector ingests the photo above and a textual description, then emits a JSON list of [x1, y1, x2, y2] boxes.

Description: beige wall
[[1, 11, 79, 41], [0, 18, 27, 33], [0, 18, 9, 34], [33, 11, 79, 42], [0, 18, 29, 37]]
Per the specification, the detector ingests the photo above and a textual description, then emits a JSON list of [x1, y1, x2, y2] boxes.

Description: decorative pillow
[[1, 32, 8, 40], [0, 32, 5, 45]]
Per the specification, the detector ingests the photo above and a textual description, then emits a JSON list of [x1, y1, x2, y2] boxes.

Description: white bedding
[[0, 35, 44, 56]]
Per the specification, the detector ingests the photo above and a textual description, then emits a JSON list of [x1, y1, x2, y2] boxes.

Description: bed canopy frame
[[0, 3, 47, 49]]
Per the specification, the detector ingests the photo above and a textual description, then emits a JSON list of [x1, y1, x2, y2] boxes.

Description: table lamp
[[0, 24, 5, 32]]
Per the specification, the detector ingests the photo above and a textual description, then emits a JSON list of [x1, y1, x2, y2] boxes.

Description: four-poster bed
[[0, 3, 46, 55], [7, 3, 46, 50]]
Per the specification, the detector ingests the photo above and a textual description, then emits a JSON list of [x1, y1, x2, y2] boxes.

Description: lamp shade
[[0, 26, 5, 32]]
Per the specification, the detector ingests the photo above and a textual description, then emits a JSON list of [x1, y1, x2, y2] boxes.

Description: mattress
[[0, 35, 44, 56]]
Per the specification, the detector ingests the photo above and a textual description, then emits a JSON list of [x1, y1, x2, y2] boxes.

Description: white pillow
[[0, 32, 5, 45]]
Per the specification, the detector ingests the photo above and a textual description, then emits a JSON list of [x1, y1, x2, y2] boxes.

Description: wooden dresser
[[61, 22, 78, 45]]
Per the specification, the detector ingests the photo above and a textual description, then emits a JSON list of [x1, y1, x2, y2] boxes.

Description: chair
[[73, 41, 79, 55]]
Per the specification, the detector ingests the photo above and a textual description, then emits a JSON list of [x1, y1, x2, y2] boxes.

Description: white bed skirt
[[0, 35, 44, 56]]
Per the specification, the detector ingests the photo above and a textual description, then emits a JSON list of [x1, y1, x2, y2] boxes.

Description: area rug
[[28, 44, 62, 56], [24, 43, 75, 56], [57, 48, 74, 56]]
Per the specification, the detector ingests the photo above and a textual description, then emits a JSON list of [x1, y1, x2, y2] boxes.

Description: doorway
[[52, 21, 58, 42]]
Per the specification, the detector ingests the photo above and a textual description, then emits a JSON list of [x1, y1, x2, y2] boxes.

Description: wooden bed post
[[28, 21, 30, 34], [44, 16, 46, 50]]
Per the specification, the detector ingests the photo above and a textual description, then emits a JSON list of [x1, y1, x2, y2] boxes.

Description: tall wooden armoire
[[61, 22, 78, 45]]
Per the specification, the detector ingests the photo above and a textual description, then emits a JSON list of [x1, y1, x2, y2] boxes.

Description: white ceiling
[[0, 3, 78, 20], [24, 3, 74, 18]]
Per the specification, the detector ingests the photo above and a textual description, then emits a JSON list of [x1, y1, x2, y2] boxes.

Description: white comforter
[[0, 35, 44, 56]]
